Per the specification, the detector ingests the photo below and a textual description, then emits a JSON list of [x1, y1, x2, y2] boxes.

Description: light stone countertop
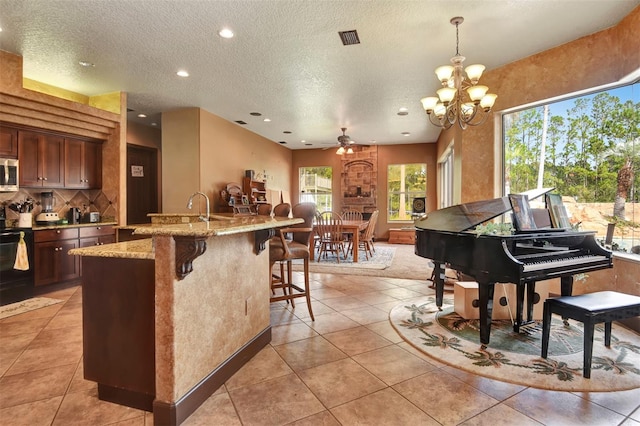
[[69, 238, 154, 259], [132, 215, 301, 237], [70, 215, 302, 259]]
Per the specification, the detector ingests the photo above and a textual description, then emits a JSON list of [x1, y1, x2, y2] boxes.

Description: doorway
[[127, 144, 158, 224]]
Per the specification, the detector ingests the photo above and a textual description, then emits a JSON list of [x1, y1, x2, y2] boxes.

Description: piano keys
[[414, 193, 613, 346]]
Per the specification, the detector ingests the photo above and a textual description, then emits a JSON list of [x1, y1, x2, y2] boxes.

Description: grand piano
[[414, 193, 613, 346]]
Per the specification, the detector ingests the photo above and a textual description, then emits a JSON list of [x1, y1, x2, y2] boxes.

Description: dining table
[[311, 219, 369, 263]]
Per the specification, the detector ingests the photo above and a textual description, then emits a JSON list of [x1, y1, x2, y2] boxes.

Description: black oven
[[0, 229, 35, 305]]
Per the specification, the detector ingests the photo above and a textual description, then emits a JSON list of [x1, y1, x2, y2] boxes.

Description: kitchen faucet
[[186, 192, 210, 222]]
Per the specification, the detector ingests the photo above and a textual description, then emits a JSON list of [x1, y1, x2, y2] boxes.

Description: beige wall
[[161, 107, 292, 213], [292, 143, 437, 239]]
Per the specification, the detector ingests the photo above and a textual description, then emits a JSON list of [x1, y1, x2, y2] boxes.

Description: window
[[439, 144, 454, 209], [299, 167, 332, 211], [387, 163, 427, 221], [503, 81, 639, 256]]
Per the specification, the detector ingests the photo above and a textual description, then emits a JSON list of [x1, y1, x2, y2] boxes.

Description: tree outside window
[[388, 163, 426, 221], [503, 82, 639, 255], [299, 167, 332, 212]]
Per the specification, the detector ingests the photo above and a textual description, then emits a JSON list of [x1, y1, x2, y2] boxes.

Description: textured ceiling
[[0, 0, 638, 149]]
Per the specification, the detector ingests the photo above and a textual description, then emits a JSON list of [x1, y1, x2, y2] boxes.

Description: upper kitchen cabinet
[[65, 138, 102, 189], [0, 126, 19, 158], [18, 130, 65, 188]]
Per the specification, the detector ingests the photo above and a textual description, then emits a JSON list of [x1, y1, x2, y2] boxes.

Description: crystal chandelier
[[420, 17, 497, 130]]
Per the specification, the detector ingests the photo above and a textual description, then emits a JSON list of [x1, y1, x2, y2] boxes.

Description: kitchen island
[[70, 215, 302, 425]]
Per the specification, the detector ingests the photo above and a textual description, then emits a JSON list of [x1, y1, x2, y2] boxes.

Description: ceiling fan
[[323, 127, 363, 154]]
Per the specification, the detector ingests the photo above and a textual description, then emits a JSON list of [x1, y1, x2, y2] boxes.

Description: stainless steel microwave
[[0, 158, 19, 192]]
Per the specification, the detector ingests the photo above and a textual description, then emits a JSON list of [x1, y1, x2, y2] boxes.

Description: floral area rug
[[0, 297, 63, 319], [390, 296, 640, 392], [292, 246, 396, 272]]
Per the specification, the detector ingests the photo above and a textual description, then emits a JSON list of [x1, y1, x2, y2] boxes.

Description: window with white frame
[[387, 163, 427, 221], [439, 144, 454, 209], [299, 167, 332, 211]]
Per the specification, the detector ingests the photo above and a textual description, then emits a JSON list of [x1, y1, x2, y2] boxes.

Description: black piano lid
[[414, 188, 554, 233]]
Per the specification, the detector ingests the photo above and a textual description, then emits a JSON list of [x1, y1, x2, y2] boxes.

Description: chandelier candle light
[[421, 17, 497, 129]]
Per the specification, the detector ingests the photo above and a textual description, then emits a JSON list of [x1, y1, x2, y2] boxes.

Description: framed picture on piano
[[508, 194, 537, 232], [546, 193, 572, 229]]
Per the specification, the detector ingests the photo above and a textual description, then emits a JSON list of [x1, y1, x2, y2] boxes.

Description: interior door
[[127, 144, 158, 224]]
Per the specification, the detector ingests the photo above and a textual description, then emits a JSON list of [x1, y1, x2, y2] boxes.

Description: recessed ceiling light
[[177, 70, 189, 77], [78, 61, 95, 67], [263, 118, 271, 122], [137, 113, 147, 118], [300, 140, 306, 143], [401, 132, 411, 136], [397, 107, 409, 116], [219, 28, 234, 39], [370, 140, 377, 143]]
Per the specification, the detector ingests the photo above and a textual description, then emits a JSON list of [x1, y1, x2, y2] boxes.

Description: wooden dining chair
[[350, 210, 379, 260], [315, 215, 346, 262], [341, 210, 363, 221], [268, 202, 316, 320], [340, 210, 363, 245]]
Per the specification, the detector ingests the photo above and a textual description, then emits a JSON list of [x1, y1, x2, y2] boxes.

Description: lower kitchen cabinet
[[34, 228, 80, 286], [34, 225, 115, 286], [80, 225, 116, 247]]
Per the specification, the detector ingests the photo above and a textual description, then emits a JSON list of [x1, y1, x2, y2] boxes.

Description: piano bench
[[541, 291, 640, 378]]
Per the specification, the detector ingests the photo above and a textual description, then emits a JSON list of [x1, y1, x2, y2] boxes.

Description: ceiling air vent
[[235, 120, 247, 125], [338, 30, 360, 46]]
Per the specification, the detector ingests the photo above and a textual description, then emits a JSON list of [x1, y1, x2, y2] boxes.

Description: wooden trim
[[152, 327, 271, 426]]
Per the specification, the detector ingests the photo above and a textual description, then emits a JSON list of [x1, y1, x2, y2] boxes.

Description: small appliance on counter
[[85, 212, 101, 223], [35, 191, 60, 224], [68, 207, 82, 224]]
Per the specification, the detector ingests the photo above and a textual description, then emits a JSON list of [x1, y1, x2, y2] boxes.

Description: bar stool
[[541, 291, 640, 378]]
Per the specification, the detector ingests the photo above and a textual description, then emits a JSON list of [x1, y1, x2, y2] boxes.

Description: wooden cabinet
[[34, 228, 80, 286], [0, 126, 18, 158], [18, 130, 65, 188], [34, 225, 115, 286], [243, 177, 268, 204], [79, 225, 115, 247], [82, 256, 156, 411], [65, 138, 102, 189]]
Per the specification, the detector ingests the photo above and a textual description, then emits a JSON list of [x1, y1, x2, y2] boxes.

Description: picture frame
[[241, 195, 250, 205], [546, 193, 572, 229], [508, 193, 537, 231]]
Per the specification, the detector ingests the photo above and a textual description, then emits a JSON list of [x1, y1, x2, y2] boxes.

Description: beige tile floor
[[1, 270, 639, 426]]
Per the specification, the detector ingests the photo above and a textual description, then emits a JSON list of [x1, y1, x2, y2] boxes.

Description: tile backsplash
[[0, 188, 116, 225]]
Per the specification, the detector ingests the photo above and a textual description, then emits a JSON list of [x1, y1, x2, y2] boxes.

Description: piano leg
[[561, 276, 574, 296], [515, 284, 525, 333], [526, 282, 536, 323], [477, 281, 495, 346], [433, 262, 445, 310]]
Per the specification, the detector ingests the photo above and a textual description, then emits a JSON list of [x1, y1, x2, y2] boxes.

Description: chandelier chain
[[455, 21, 460, 56]]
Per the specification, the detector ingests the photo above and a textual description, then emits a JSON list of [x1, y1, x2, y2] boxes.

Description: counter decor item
[[18, 213, 32, 228]]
